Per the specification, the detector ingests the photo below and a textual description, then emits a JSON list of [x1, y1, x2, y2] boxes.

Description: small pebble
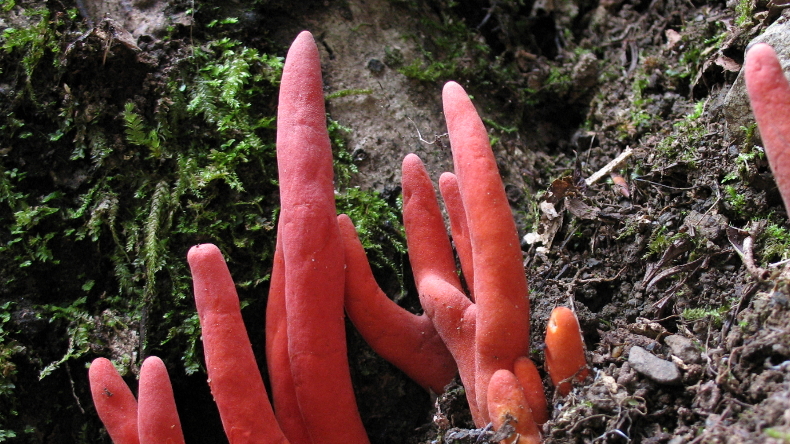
[[628, 345, 682, 385], [367, 58, 385, 73], [665, 334, 702, 364]]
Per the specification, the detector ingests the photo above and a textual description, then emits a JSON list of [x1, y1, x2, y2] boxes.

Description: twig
[[727, 227, 771, 281], [585, 147, 634, 186]]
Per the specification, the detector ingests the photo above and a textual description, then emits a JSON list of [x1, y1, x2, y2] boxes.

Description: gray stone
[[665, 334, 703, 364], [628, 345, 682, 385], [724, 13, 790, 143]]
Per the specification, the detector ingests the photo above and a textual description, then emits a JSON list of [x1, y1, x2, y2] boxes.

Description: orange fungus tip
[[544, 306, 589, 396]]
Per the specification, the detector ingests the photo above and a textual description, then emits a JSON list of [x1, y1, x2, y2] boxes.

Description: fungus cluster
[[88, 31, 597, 444]]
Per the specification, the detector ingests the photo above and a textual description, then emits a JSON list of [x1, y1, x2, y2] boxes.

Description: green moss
[[336, 188, 406, 286], [758, 223, 790, 265], [655, 100, 708, 164], [0, 6, 285, 432], [735, 0, 754, 27], [0, 301, 23, 440], [397, 15, 490, 83], [723, 184, 748, 215], [682, 306, 727, 328], [665, 24, 725, 82], [644, 227, 690, 260], [326, 89, 373, 100], [0, 6, 62, 96]]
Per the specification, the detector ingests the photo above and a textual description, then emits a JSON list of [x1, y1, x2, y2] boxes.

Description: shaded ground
[[1, 0, 790, 442]]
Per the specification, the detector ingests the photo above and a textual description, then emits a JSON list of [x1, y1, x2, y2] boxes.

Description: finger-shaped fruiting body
[[512, 357, 548, 425], [89, 358, 140, 444], [188, 243, 290, 444], [439, 172, 474, 299], [276, 30, 369, 444], [402, 154, 466, 291], [744, 43, 790, 213], [339, 213, 457, 393], [487, 369, 541, 444], [265, 236, 311, 444], [137, 356, 185, 444], [401, 153, 481, 419], [544, 307, 589, 396], [442, 81, 531, 424]]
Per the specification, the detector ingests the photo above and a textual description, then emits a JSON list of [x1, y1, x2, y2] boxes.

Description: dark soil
[[2, 0, 790, 442]]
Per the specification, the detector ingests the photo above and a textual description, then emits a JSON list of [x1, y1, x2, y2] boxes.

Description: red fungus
[[744, 43, 790, 212], [487, 369, 541, 444], [400, 152, 482, 420], [512, 357, 549, 425], [137, 356, 185, 444], [188, 243, 290, 444], [442, 81, 532, 423], [265, 236, 311, 444], [274, 30, 369, 444], [88, 358, 140, 444], [438, 172, 474, 299], [339, 213, 458, 393], [544, 306, 589, 396]]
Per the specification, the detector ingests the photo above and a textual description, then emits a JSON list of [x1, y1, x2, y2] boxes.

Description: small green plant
[[723, 184, 748, 215], [398, 16, 490, 84], [759, 223, 790, 265], [326, 89, 373, 100], [122, 102, 164, 158], [735, 0, 754, 27], [0, 168, 61, 271], [0, 301, 24, 440], [644, 227, 692, 259], [0, 6, 62, 96], [765, 427, 790, 441], [644, 226, 669, 258], [722, 144, 765, 183], [681, 306, 727, 328], [328, 118, 357, 187], [38, 297, 93, 379], [666, 26, 726, 81], [656, 100, 708, 163], [163, 312, 202, 374]]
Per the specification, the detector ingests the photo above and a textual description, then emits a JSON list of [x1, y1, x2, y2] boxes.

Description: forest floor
[[2, 0, 790, 442]]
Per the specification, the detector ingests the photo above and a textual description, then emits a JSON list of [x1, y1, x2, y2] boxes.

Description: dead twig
[[585, 147, 634, 187], [727, 226, 772, 281]]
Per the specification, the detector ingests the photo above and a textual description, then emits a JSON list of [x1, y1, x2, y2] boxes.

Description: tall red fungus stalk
[[340, 213, 458, 394], [188, 243, 290, 444], [442, 81, 533, 424], [340, 81, 589, 434], [267, 30, 369, 444], [265, 235, 311, 444], [388, 82, 542, 427]]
